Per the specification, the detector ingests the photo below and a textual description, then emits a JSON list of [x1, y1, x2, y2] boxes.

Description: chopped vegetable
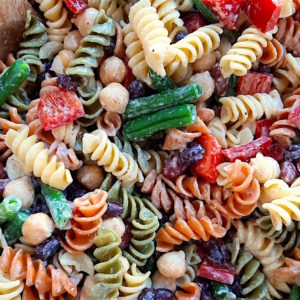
[[191, 0, 218, 24], [41, 184, 73, 230], [0, 59, 30, 106], [183, 12, 207, 33], [0, 196, 22, 224], [201, 0, 243, 29], [124, 83, 203, 120], [124, 57, 136, 89], [197, 258, 235, 285], [255, 119, 276, 138], [149, 69, 175, 91], [191, 134, 223, 183], [222, 137, 272, 162], [63, 0, 87, 14], [290, 285, 300, 300], [264, 143, 285, 163], [243, 0, 282, 33], [123, 104, 197, 141], [4, 210, 30, 244], [288, 98, 300, 129], [237, 72, 273, 95], [38, 88, 85, 130]]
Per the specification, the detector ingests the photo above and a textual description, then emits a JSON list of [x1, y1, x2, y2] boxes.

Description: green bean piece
[[123, 104, 197, 141], [192, 0, 218, 24], [0, 195, 22, 224], [4, 210, 30, 244], [290, 285, 300, 300], [41, 183, 73, 230], [124, 83, 203, 120], [0, 59, 30, 106], [149, 68, 175, 92]]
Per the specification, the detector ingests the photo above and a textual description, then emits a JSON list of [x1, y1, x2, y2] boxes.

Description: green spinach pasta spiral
[[17, 11, 47, 83], [101, 178, 162, 266], [91, 226, 123, 300], [230, 238, 269, 300]]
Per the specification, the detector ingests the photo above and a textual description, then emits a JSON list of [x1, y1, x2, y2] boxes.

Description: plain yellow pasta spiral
[[88, 0, 124, 22], [35, 0, 72, 43], [166, 24, 223, 82], [220, 26, 274, 78], [279, 0, 296, 17], [5, 127, 73, 190], [150, 0, 185, 41], [123, 23, 151, 85], [220, 90, 283, 125], [0, 273, 24, 299], [52, 122, 81, 149], [82, 129, 144, 187], [129, 0, 175, 77], [174, 0, 193, 12]]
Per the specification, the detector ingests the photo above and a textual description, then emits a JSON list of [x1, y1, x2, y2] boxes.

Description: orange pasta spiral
[[23, 285, 65, 300], [276, 17, 300, 57], [0, 247, 80, 298], [214, 160, 260, 219], [96, 111, 121, 137], [61, 189, 108, 253], [175, 282, 201, 300], [0, 107, 26, 132], [156, 200, 231, 252], [0, 132, 11, 161], [259, 38, 287, 69]]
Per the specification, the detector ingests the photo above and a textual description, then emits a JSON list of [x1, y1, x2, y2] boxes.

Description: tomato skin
[[38, 88, 85, 131], [63, 0, 87, 14], [191, 134, 223, 183], [183, 13, 206, 33], [255, 119, 276, 138], [197, 258, 235, 285], [222, 137, 272, 162], [202, 0, 243, 29], [237, 72, 273, 96], [243, 0, 282, 33], [288, 98, 300, 129]]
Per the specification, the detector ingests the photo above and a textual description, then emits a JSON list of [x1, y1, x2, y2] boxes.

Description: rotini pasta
[[91, 226, 123, 299], [88, 0, 125, 23], [280, 0, 296, 17], [96, 111, 121, 137], [129, 0, 174, 77], [220, 90, 283, 125], [175, 282, 201, 300], [17, 10, 47, 83], [220, 26, 274, 78], [35, 0, 72, 43], [119, 263, 150, 299], [5, 127, 72, 190], [52, 122, 81, 149], [174, 0, 193, 11], [0, 247, 79, 297], [61, 189, 108, 252], [214, 160, 260, 218], [83, 129, 144, 187], [234, 220, 290, 298], [0, 272, 24, 300]]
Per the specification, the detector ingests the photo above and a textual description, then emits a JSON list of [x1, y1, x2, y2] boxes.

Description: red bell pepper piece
[[183, 13, 206, 33], [38, 88, 85, 131], [123, 57, 136, 89], [198, 258, 235, 285], [201, 0, 243, 29], [191, 134, 223, 183], [255, 118, 276, 138], [294, 10, 300, 23], [288, 98, 300, 129], [237, 72, 273, 95], [243, 0, 282, 33], [222, 137, 272, 162], [63, 0, 87, 15]]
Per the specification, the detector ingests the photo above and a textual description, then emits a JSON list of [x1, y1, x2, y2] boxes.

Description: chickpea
[[73, 8, 98, 37], [102, 217, 125, 237], [99, 56, 126, 85], [119, 256, 130, 276], [186, 71, 215, 102], [193, 52, 217, 73], [51, 50, 75, 74], [5, 155, 30, 180], [216, 38, 232, 60], [22, 213, 55, 245], [4, 176, 35, 209], [99, 83, 129, 114], [157, 250, 186, 279], [76, 165, 104, 190], [152, 271, 176, 291], [64, 30, 83, 52]]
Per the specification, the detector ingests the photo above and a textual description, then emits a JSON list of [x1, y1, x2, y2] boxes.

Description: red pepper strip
[[63, 0, 87, 15], [255, 119, 276, 138]]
